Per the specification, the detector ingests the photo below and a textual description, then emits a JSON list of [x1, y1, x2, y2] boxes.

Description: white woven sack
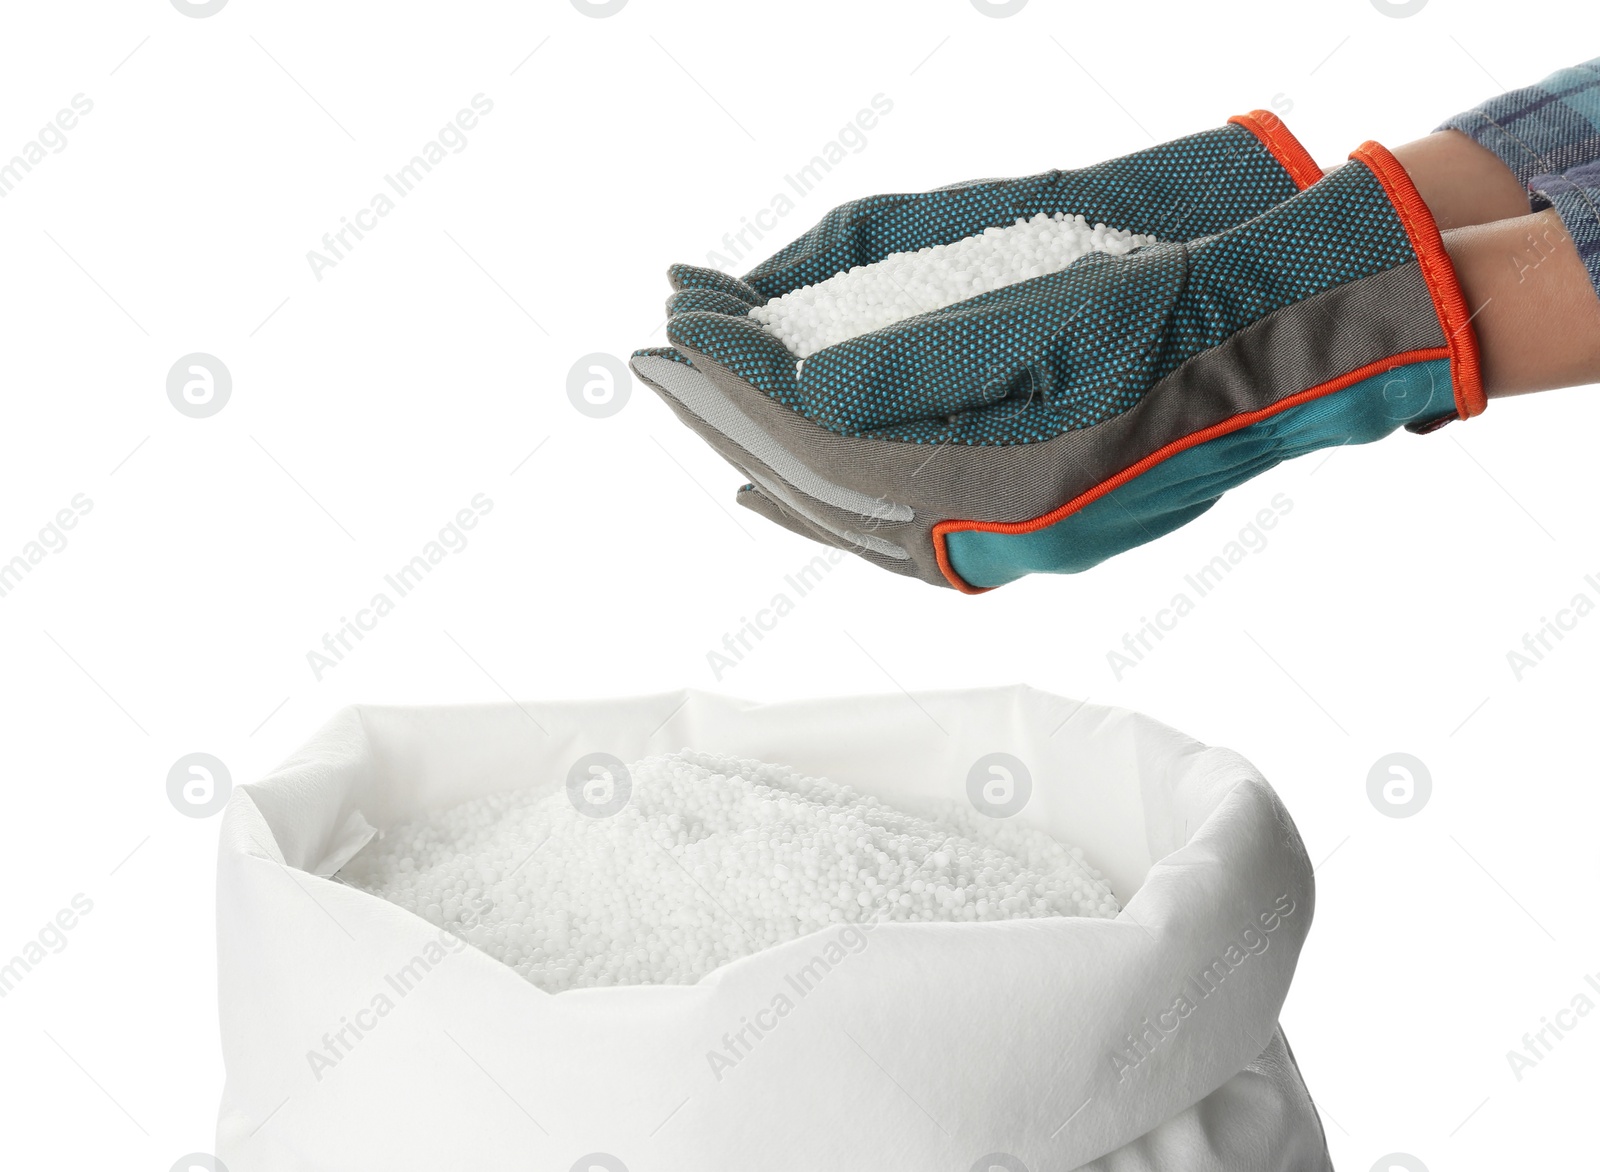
[[215, 686, 1329, 1171]]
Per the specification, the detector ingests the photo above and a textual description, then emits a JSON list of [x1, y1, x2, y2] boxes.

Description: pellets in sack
[[340, 750, 1120, 992]]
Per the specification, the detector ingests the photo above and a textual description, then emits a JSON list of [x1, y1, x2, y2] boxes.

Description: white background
[[0, 0, 1594, 1168]]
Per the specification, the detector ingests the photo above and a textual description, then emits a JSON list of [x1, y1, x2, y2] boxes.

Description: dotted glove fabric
[[632, 125, 1484, 592]]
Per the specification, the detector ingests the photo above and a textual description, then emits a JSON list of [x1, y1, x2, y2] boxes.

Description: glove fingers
[[631, 344, 910, 524], [665, 311, 801, 404], [740, 192, 923, 300], [738, 469, 910, 559], [737, 482, 920, 578], [795, 243, 1188, 439], [736, 483, 832, 548], [666, 264, 764, 305], [665, 288, 753, 317], [630, 347, 915, 559]]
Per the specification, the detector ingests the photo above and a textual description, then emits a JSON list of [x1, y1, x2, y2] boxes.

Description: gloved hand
[[636, 119, 1490, 594], [667, 110, 1321, 313]]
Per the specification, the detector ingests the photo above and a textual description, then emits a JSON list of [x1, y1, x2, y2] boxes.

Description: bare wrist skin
[[1320, 128, 1599, 398], [1443, 209, 1600, 397], [1390, 129, 1533, 229]]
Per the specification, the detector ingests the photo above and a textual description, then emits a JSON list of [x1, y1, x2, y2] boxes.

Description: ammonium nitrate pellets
[[749, 212, 1159, 358], [340, 750, 1120, 992]]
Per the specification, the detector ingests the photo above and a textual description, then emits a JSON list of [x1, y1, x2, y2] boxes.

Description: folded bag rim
[[217, 687, 1316, 1170]]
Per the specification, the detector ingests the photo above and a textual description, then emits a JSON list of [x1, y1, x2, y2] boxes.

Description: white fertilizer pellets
[[340, 750, 1120, 992], [749, 212, 1160, 358]]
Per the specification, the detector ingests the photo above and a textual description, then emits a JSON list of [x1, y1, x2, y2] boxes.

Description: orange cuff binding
[[929, 138, 1483, 595], [931, 348, 1454, 594], [1229, 110, 1324, 191], [1350, 140, 1487, 420]]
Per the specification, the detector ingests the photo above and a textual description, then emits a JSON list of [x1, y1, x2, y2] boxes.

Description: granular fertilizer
[[340, 750, 1119, 992], [749, 212, 1159, 358]]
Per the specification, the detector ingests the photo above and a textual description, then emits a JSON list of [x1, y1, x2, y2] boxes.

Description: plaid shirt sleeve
[[1440, 60, 1600, 298]]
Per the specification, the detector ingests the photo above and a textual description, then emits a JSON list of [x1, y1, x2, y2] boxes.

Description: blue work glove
[[633, 120, 1490, 594], [669, 109, 1321, 311]]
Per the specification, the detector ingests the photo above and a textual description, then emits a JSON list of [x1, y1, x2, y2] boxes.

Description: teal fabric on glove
[[666, 109, 1322, 309], [632, 131, 1483, 592], [946, 359, 1455, 587]]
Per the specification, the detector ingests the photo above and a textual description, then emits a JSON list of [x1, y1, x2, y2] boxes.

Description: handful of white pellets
[[340, 750, 1119, 992], [750, 212, 1159, 358]]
